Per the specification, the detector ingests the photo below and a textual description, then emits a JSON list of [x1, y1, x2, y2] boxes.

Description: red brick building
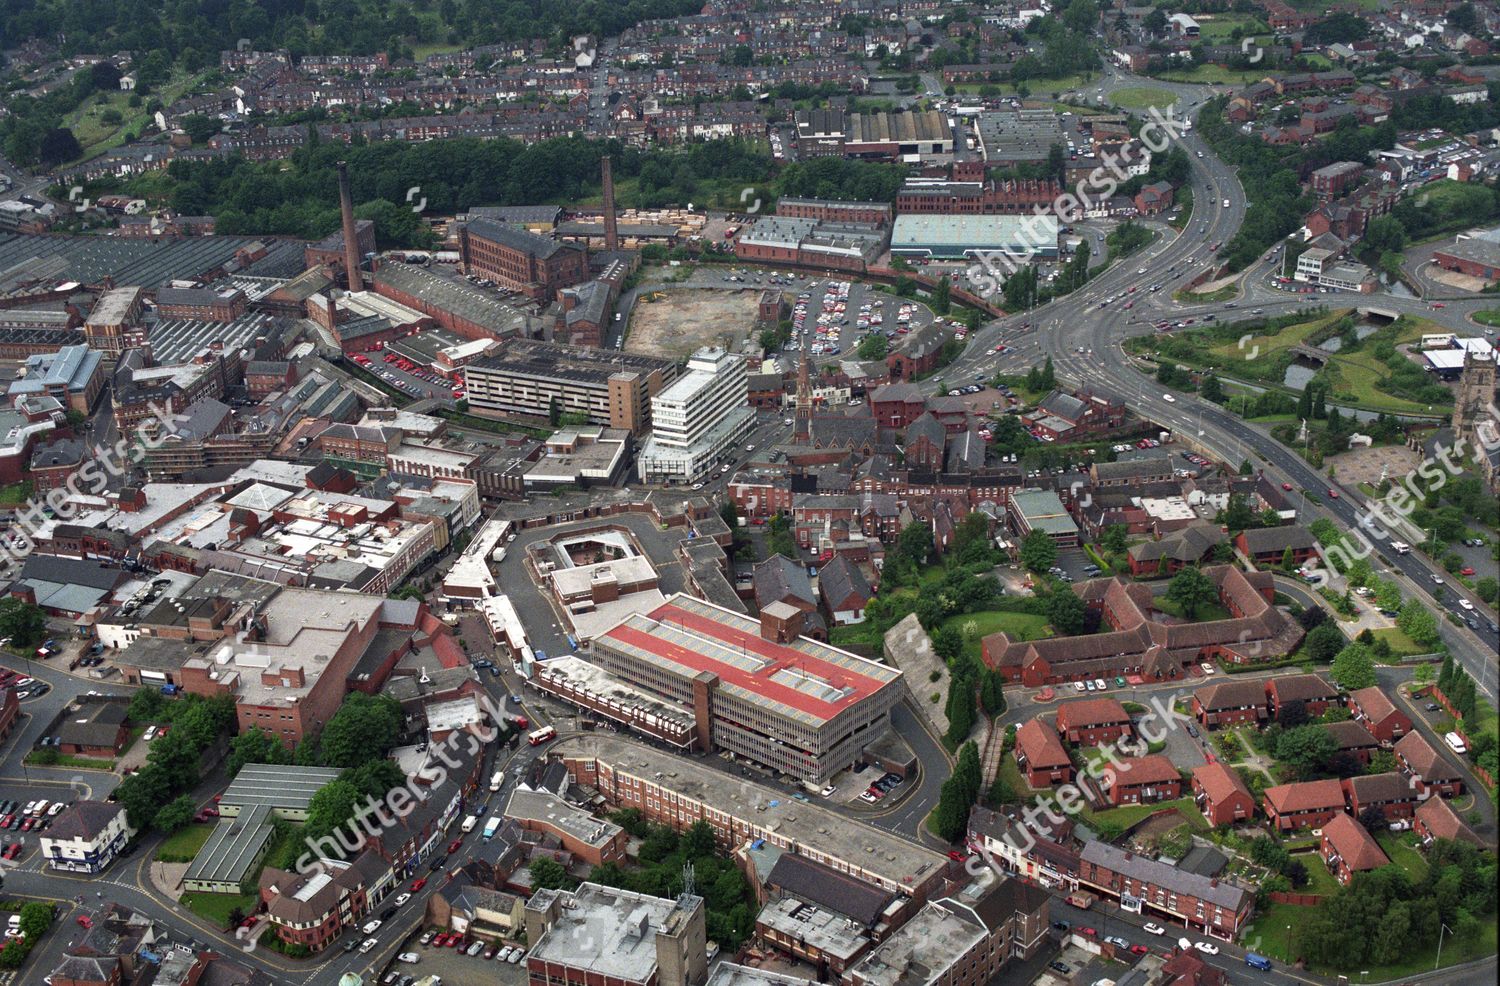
[[1055, 698, 1133, 746], [776, 198, 893, 225], [1233, 526, 1319, 568], [1346, 686, 1412, 743], [1133, 181, 1174, 216], [1394, 731, 1464, 798], [458, 218, 589, 302], [1342, 772, 1419, 823], [1192, 679, 1269, 729], [1319, 813, 1387, 886], [1105, 754, 1182, 807], [1324, 720, 1380, 766], [869, 382, 928, 429], [1263, 778, 1346, 832], [1413, 795, 1484, 848], [259, 849, 391, 952], [1191, 762, 1255, 828], [895, 178, 1061, 215], [1266, 674, 1340, 720], [1014, 719, 1074, 787]]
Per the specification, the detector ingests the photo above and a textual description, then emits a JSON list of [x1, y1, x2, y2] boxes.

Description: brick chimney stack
[[601, 155, 619, 251], [337, 160, 363, 292]]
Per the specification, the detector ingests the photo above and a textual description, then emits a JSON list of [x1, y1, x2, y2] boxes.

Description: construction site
[[624, 288, 762, 359]]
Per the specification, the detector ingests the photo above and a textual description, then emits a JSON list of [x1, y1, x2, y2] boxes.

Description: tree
[[955, 741, 982, 807], [945, 669, 977, 746], [1304, 622, 1347, 664], [1101, 524, 1127, 555], [180, 113, 221, 144], [316, 693, 402, 768], [1476, 576, 1498, 606], [226, 727, 290, 776], [303, 779, 363, 847], [17, 902, 52, 943], [1274, 723, 1338, 779], [114, 764, 173, 830], [683, 819, 717, 858], [1396, 600, 1441, 648], [930, 276, 951, 315], [38, 127, 83, 167], [1019, 529, 1057, 573], [1165, 567, 1216, 618], [1144, 7, 1168, 34], [530, 857, 574, 891], [1047, 589, 1087, 635], [857, 333, 888, 360], [1277, 698, 1310, 729], [1331, 642, 1377, 691], [895, 522, 933, 568], [152, 794, 197, 834], [127, 686, 167, 723], [930, 775, 970, 842], [1221, 493, 1257, 532], [980, 668, 1007, 716], [0, 597, 47, 648], [1298, 605, 1329, 632], [1200, 374, 1225, 403]]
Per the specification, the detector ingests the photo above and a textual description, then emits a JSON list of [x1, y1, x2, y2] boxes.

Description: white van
[[461, 814, 479, 834], [1445, 732, 1468, 755]]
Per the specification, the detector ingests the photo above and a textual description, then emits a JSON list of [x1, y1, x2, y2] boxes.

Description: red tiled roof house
[[1319, 813, 1388, 886], [1015, 719, 1075, 787], [1055, 698, 1133, 746], [1263, 778, 1346, 832], [1346, 686, 1412, 743], [1191, 763, 1255, 828], [1394, 732, 1464, 799]]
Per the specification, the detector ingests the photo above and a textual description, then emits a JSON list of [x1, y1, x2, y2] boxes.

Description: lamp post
[[1435, 923, 1453, 971]]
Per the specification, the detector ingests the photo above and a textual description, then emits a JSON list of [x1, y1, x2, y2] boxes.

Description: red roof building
[[1342, 772, 1419, 823], [1192, 680, 1268, 729], [1191, 763, 1256, 828], [1015, 719, 1074, 787], [1104, 754, 1182, 807], [1346, 686, 1412, 743], [1263, 778, 1346, 832], [1055, 698, 1133, 746], [1265, 673, 1340, 720], [1413, 794, 1485, 849], [1394, 732, 1464, 799], [1319, 813, 1388, 886]]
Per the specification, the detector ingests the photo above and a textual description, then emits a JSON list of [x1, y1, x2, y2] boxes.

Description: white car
[[1193, 942, 1220, 956], [1200, 662, 1215, 675], [1144, 923, 1166, 936], [393, 893, 411, 907], [397, 953, 420, 964], [1093, 678, 1107, 691], [359, 938, 379, 954], [509, 949, 525, 964], [1459, 598, 1475, 611], [361, 920, 382, 935], [820, 785, 837, 798], [1073, 681, 1087, 692], [1163, 393, 1177, 403]]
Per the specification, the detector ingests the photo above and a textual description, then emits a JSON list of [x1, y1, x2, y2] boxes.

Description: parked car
[[1143, 923, 1166, 936]]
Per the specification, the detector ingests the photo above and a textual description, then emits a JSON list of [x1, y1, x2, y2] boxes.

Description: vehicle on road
[[1163, 394, 1176, 403], [1327, 488, 1339, 498], [1194, 942, 1220, 955], [1144, 923, 1166, 936], [1246, 954, 1273, 970], [528, 725, 557, 746], [359, 938, 378, 953]]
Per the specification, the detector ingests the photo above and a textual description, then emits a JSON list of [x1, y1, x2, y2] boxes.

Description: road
[[930, 72, 1500, 703]]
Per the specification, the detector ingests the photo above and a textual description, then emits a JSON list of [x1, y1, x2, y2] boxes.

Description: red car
[[1131, 945, 1149, 955], [448, 936, 464, 949], [2, 843, 21, 860], [76, 914, 93, 929], [447, 838, 464, 854], [1432, 302, 1446, 309], [1281, 482, 1293, 491], [946, 850, 969, 862], [1327, 489, 1339, 498], [1461, 567, 1475, 576], [410, 878, 427, 892], [1079, 927, 1097, 937]]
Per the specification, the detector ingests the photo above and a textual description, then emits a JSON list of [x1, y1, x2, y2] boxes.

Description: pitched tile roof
[[1321, 813, 1388, 872], [1348, 685, 1399, 723], [1343, 771, 1416, 805], [1414, 795, 1484, 847], [1192, 762, 1253, 805], [1015, 718, 1071, 770], [1056, 697, 1130, 730], [1394, 731, 1459, 780], [1264, 778, 1346, 814], [1323, 719, 1378, 750], [1193, 679, 1267, 712], [1268, 673, 1338, 704]]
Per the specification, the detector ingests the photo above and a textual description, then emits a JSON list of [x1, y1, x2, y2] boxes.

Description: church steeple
[[794, 337, 813, 443]]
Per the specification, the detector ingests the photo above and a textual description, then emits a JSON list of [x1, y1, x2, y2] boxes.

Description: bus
[[528, 726, 557, 746]]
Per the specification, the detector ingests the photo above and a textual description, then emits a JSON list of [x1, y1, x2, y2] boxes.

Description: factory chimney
[[337, 160, 363, 292], [601, 155, 620, 251]]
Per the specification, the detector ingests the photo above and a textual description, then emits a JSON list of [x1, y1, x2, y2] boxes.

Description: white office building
[[638, 347, 755, 484]]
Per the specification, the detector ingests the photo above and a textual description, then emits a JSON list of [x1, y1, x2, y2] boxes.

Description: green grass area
[[156, 823, 214, 863], [1081, 797, 1209, 835], [1109, 86, 1178, 111], [1174, 282, 1237, 303], [1472, 310, 1500, 327], [1196, 15, 1271, 41], [1375, 830, 1429, 882], [1168, 188, 1194, 231], [1370, 626, 1432, 658], [1150, 64, 1273, 84], [1240, 899, 1311, 963], [1289, 850, 1343, 896], [63, 70, 205, 162], [22, 750, 115, 770], [0, 481, 33, 506], [1246, 894, 1498, 976], [940, 610, 1051, 664], [955, 73, 1096, 97], [1153, 598, 1232, 622], [180, 891, 257, 930]]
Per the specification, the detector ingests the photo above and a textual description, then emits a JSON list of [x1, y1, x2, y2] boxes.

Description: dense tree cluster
[[115, 691, 237, 831]]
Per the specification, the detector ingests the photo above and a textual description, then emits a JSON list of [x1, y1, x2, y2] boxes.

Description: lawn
[[1150, 64, 1274, 84], [1472, 310, 1500, 327], [180, 891, 257, 931], [1153, 597, 1232, 622], [1244, 897, 1497, 977], [956, 73, 1097, 97], [157, 823, 213, 863], [1289, 850, 1343, 896], [940, 610, 1051, 664], [1196, 15, 1270, 41], [1240, 899, 1312, 963], [63, 70, 205, 162], [1375, 830, 1429, 882], [0, 481, 32, 506], [1081, 797, 1210, 835], [1370, 626, 1430, 658], [1109, 86, 1178, 111]]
